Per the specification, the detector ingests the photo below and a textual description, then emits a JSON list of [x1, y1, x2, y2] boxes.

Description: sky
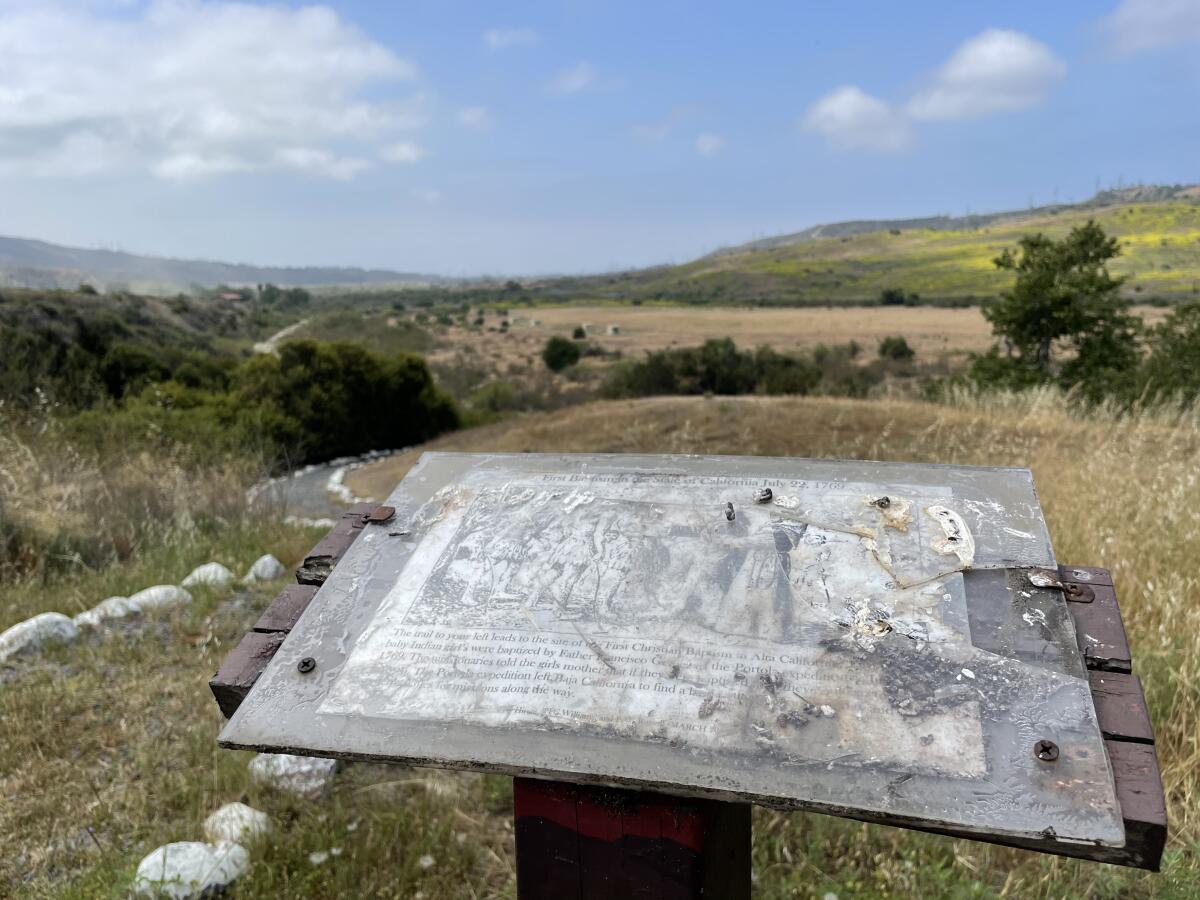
[[0, 0, 1197, 276]]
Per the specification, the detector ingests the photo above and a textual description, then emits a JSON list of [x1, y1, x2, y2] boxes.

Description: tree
[[235, 340, 459, 462], [542, 336, 581, 372], [984, 221, 1136, 376], [572, 326, 586, 340]]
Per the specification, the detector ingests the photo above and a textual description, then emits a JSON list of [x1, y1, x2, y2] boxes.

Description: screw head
[[1034, 739, 1059, 762], [297, 656, 317, 674], [725, 502, 736, 521]]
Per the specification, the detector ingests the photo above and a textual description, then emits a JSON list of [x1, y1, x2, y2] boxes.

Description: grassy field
[[306, 303, 1169, 415], [5, 392, 1199, 898], [556, 200, 1200, 305]]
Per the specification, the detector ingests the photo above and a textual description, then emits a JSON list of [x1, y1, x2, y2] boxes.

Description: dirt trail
[[253, 317, 309, 354]]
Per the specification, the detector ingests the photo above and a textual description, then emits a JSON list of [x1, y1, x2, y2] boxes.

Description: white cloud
[[380, 141, 427, 164], [483, 27, 538, 49], [275, 148, 372, 180], [907, 29, 1065, 120], [0, 0, 421, 179], [458, 106, 494, 129], [803, 86, 911, 152], [547, 62, 597, 95], [803, 29, 1064, 152], [695, 132, 725, 158], [1101, 0, 1200, 53]]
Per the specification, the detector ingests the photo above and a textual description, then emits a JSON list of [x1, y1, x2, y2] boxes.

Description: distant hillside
[[710, 184, 1200, 255], [532, 184, 1200, 306], [0, 236, 441, 294]]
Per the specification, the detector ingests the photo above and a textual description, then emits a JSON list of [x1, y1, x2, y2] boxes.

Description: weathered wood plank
[[1066, 582, 1132, 673], [1059, 565, 1114, 587], [209, 631, 286, 719], [1090, 671, 1154, 744], [252, 584, 318, 634], [296, 503, 374, 586], [1106, 739, 1168, 871]]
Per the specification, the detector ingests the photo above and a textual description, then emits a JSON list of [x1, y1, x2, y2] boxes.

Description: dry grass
[[513, 305, 1002, 359], [410, 305, 1169, 405], [5, 392, 1199, 898], [0, 413, 264, 610]]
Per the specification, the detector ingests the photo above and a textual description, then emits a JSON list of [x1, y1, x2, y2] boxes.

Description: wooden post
[[513, 778, 750, 899]]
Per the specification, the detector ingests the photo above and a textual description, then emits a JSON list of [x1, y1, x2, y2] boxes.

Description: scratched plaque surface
[[220, 452, 1124, 847]]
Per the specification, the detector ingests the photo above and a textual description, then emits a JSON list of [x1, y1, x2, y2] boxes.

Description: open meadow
[[3, 391, 1198, 898]]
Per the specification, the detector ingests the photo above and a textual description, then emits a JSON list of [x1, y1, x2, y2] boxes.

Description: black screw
[[725, 502, 736, 522], [297, 657, 317, 674], [1034, 739, 1059, 762]]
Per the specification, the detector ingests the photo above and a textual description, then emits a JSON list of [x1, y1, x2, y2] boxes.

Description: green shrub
[[542, 336, 582, 372], [879, 288, 919, 306], [878, 336, 915, 361], [1141, 303, 1200, 404], [604, 339, 834, 399], [572, 326, 586, 340]]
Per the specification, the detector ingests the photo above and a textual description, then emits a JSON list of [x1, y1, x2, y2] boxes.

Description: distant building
[[217, 291, 244, 302]]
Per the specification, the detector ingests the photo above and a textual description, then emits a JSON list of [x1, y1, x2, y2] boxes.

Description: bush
[[572, 326, 586, 340], [236, 340, 460, 463], [1141, 302, 1200, 404], [878, 336, 915, 361], [879, 288, 919, 306], [99, 343, 172, 398], [604, 339, 840, 399], [542, 336, 582, 372]]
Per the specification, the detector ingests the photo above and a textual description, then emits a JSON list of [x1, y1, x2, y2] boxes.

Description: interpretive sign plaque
[[220, 452, 1125, 849]]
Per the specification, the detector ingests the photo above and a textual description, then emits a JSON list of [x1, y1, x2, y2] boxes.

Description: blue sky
[[0, 0, 1197, 275]]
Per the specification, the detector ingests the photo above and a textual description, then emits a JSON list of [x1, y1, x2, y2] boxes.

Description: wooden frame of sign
[[211, 466, 1166, 896]]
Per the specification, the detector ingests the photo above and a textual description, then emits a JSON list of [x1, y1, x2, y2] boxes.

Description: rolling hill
[[0, 235, 441, 294], [533, 184, 1200, 305], [3, 183, 1198, 303]]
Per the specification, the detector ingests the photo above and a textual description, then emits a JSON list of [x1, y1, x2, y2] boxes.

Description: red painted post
[[513, 778, 751, 899]]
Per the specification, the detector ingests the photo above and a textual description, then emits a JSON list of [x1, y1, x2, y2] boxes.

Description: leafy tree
[[235, 340, 459, 462], [982, 221, 1137, 378], [542, 336, 581, 372], [572, 326, 586, 340], [878, 336, 915, 361]]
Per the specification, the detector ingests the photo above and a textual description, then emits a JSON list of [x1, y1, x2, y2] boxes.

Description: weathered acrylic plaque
[[220, 452, 1124, 848]]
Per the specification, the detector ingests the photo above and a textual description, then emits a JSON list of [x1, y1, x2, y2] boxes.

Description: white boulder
[[127, 585, 192, 613], [0, 612, 79, 663], [131, 841, 249, 899], [182, 562, 235, 589], [203, 802, 271, 844], [243, 554, 287, 583], [74, 596, 133, 629], [249, 753, 336, 798]]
